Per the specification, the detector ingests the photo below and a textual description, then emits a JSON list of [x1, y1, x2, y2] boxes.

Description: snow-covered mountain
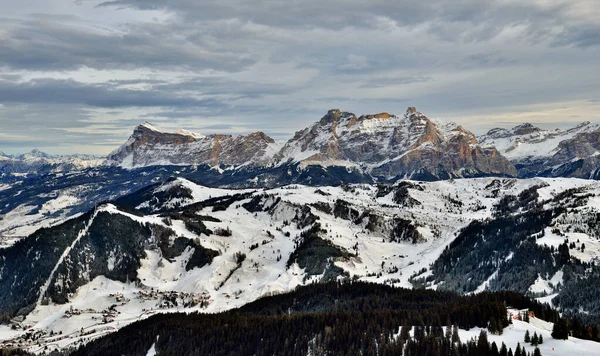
[[277, 107, 516, 179], [0, 149, 104, 175], [106, 108, 518, 181], [479, 122, 598, 161], [478, 121, 600, 178], [106, 122, 281, 169], [2, 176, 600, 352]]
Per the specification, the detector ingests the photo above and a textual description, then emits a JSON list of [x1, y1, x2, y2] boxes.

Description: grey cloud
[[95, 0, 600, 48], [0, 18, 255, 71], [2, 0, 600, 155], [200, 124, 235, 130], [0, 79, 229, 109], [154, 77, 296, 97], [0, 103, 93, 129], [554, 25, 600, 48], [463, 53, 516, 68], [359, 76, 432, 89], [0, 74, 21, 82]]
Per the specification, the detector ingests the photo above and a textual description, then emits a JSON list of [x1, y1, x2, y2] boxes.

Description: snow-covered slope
[[2, 177, 600, 353], [459, 315, 600, 356]]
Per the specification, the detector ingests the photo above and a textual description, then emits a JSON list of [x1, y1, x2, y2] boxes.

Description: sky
[[0, 0, 600, 155]]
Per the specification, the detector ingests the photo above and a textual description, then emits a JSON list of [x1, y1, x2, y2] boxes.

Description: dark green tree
[[552, 319, 569, 340]]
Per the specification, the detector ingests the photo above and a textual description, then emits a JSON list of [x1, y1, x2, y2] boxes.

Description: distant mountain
[[107, 108, 517, 180], [478, 122, 600, 178], [106, 122, 281, 169], [0, 149, 104, 175], [479, 121, 598, 161]]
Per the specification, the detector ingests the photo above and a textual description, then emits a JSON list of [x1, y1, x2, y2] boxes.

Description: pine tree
[[490, 317, 500, 334], [445, 322, 452, 340], [533, 347, 542, 356], [500, 342, 508, 356], [452, 325, 460, 344], [552, 319, 569, 340], [531, 332, 539, 346], [477, 330, 490, 354], [514, 343, 522, 356], [491, 341, 499, 355], [524, 330, 531, 343], [538, 334, 543, 344]]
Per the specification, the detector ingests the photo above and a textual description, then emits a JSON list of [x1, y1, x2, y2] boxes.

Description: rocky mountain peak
[[139, 121, 163, 133], [482, 123, 542, 140], [18, 148, 52, 160], [319, 109, 356, 126], [357, 112, 392, 121], [277, 107, 516, 179], [512, 123, 541, 136], [107, 122, 280, 169], [404, 106, 430, 122], [103, 109, 518, 180], [29, 148, 50, 157], [246, 131, 276, 144], [131, 122, 197, 147]]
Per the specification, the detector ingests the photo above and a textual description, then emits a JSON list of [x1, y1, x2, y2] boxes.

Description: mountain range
[[3, 107, 600, 182], [102, 107, 600, 181], [0, 149, 104, 175], [105, 107, 516, 180]]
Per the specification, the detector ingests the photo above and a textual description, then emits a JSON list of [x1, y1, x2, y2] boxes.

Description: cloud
[[0, 18, 255, 72], [94, 0, 600, 47], [0, 78, 228, 108], [359, 76, 432, 89], [1, 0, 599, 155]]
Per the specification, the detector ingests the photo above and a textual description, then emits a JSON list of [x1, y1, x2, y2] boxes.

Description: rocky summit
[[277, 107, 516, 180], [106, 122, 280, 168]]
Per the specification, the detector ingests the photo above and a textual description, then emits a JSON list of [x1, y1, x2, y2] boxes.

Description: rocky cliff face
[[543, 130, 600, 178], [277, 107, 516, 180], [106, 108, 516, 180], [106, 122, 280, 168]]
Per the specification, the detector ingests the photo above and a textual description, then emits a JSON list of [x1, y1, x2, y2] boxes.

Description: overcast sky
[[1, 0, 600, 155]]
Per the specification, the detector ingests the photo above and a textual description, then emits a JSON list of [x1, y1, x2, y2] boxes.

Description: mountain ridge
[[4, 110, 600, 183], [106, 107, 518, 180]]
